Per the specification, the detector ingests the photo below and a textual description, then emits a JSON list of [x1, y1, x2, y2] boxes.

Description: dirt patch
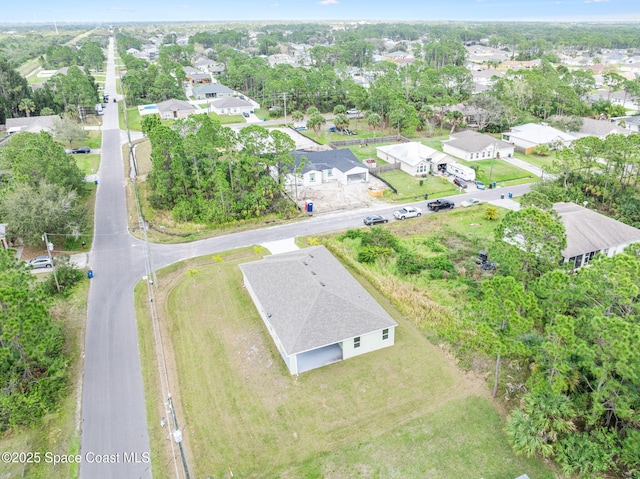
[[293, 177, 389, 213]]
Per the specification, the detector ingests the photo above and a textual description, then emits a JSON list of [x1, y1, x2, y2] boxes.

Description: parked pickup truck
[[427, 199, 455, 211], [393, 206, 422, 220]]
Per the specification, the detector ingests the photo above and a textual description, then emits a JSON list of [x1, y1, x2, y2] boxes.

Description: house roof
[[293, 148, 364, 174], [508, 123, 575, 145], [6, 115, 59, 134], [156, 99, 194, 113], [570, 117, 628, 139], [240, 246, 397, 355], [209, 97, 252, 109], [445, 130, 513, 153], [192, 83, 233, 95], [376, 142, 452, 167], [554, 202, 640, 258]]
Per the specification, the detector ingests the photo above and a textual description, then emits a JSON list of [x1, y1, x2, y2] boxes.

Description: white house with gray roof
[[192, 83, 234, 100], [569, 117, 628, 140], [376, 142, 475, 180], [289, 149, 368, 187], [502, 123, 575, 154], [442, 130, 514, 161], [208, 97, 254, 115], [240, 246, 397, 375], [554, 202, 640, 269]]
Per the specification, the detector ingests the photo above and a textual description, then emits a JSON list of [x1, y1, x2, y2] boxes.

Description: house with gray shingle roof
[[554, 202, 640, 269], [239, 245, 397, 375], [208, 97, 254, 115], [502, 123, 575, 154], [442, 130, 514, 161], [156, 99, 195, 119], [569, 117, 629, 140], [6, 115, 59, 134], [192, 83, 234, 100], [290, 149, 368, 186]]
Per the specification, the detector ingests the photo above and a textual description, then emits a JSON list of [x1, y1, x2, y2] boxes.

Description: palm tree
[[19, 98, 36, 117], [291, 110, 304, 123], [306, 112, 326, 135], [333, 113, 349, 132], [367, 112, 381, 138]]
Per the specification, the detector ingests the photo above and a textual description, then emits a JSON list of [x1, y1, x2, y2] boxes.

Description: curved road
[[79, 38, 532, 478]]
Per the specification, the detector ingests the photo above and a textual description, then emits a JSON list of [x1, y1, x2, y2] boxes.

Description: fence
[[368, 162, 401, 175], [329, 135, 410, 149]]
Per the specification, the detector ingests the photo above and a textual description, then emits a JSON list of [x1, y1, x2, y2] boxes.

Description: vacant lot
[[137, 245, 554, 479]]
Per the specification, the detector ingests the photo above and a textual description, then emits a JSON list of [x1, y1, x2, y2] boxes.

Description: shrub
[[361, 226, 401, 252], [339, 229, 363, 240], [43, 255, 84, 296], [484, 206, 499, 221], [396, 251, 427, 275], [423, 255, 455, 278], [357, 245, 392, 264]]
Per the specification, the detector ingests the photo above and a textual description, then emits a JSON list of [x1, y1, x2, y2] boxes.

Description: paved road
[[78, 37, 533, 478], [79, 38, 151, 479]]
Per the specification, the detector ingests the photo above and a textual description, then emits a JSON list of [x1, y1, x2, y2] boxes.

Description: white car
[[28, 256, 53, 269], [460, 198, 482, 207], [393, 206, 422, 220]]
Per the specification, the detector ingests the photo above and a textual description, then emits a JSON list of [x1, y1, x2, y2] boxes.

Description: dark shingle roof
[[293, 149, 363, 173], [240, 246, 397, 355], [446, 130, 512, 152]]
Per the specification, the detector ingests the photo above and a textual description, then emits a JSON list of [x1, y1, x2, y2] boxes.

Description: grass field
[[378, 169, 458, 201], [136, 246, 555, 479]]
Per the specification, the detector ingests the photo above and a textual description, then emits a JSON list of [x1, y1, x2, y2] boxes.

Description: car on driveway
[[243, 112, 250, 118], [393, 206, 422, 220], [72, 146, 91, 154], [475, 180, 486, 190], [363, 214, 388, 225], [453, 177, 468, 188], [460, 198, 482, 207], [28, 256, 53, 269]]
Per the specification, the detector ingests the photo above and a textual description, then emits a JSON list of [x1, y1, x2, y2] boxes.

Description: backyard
[[136, 234, 555, 478]]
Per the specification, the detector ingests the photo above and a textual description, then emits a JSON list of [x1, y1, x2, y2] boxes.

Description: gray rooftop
[[240, 246, 397, 355], [571, 117, 628, 138], [293, 149, 364, 173], [445, 130, 512, 152], [192, 83, 233, 95], [554, 202, 640, 258]]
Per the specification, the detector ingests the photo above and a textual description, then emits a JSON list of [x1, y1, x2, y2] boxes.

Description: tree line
[[143, 114, 298, 225]]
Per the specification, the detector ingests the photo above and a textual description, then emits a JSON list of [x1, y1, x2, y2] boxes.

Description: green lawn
[[515, 151, 556, 172], [458, 157, 538, 186], [136, 246, 555, 479], [74, 154, 100, 175], [378, 169, 458, 202]]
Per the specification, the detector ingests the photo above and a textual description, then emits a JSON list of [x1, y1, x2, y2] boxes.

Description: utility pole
[[42, 232, 60, 293], [281, 92, 288, 127]]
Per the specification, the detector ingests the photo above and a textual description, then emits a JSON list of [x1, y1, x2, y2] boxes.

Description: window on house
[[574, 254, 583, 269], [482, 151, 485, 158], [354, 337, 361, 348], [327, 169, 333, 176], [382, 329, 389, 340], [309, 173, 316, 182]]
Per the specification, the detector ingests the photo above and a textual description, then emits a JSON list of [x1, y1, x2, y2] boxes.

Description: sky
[[3, 0, 640, 24]]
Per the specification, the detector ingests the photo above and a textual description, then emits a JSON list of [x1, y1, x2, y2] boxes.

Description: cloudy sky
[[4, 0, 640, 23]]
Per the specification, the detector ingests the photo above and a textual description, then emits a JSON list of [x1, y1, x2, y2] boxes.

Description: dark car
[[363, 214, 388, 226], [453, 177, 468, 188], [243, 112, 250, 118], [72, 146, 91, 154]]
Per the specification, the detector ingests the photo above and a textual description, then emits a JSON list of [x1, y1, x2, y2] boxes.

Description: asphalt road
[[78, 37, 533, 479], [79, 38, 151, 479]]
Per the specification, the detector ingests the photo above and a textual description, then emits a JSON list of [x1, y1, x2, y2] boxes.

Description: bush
[[396, 251, 427, 275], [43, 256, 84, 296], [339, 229, 363, 240], [357, 245, 392, 264], [361, 227, 401, 252], [423, 255, 455, 278]]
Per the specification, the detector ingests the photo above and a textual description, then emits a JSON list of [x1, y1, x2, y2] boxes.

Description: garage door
[[347, 172, 366, 183]]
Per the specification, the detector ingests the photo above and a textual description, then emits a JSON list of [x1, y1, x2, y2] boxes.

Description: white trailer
[[445, 161, 475, 182]]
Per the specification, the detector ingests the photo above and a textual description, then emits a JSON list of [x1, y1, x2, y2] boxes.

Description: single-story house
[[208, 97, 254, 115], [156, 99, 195, 119], [185, 72, 211, 84], [6, 115, 60, 134], [442, 130, 514, 161], [554, 202, 640, 269], [289, 149, 368, 187], [192, 83, 234, 100], [376, 142, 474, 180], [239, 245, 397, 375], [376, 142, 451, 176], [502, 123, 575, 154], [569, 117, 629, 140]]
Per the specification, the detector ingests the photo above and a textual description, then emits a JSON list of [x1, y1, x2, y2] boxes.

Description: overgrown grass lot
[[137, 206, 556, 479]]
